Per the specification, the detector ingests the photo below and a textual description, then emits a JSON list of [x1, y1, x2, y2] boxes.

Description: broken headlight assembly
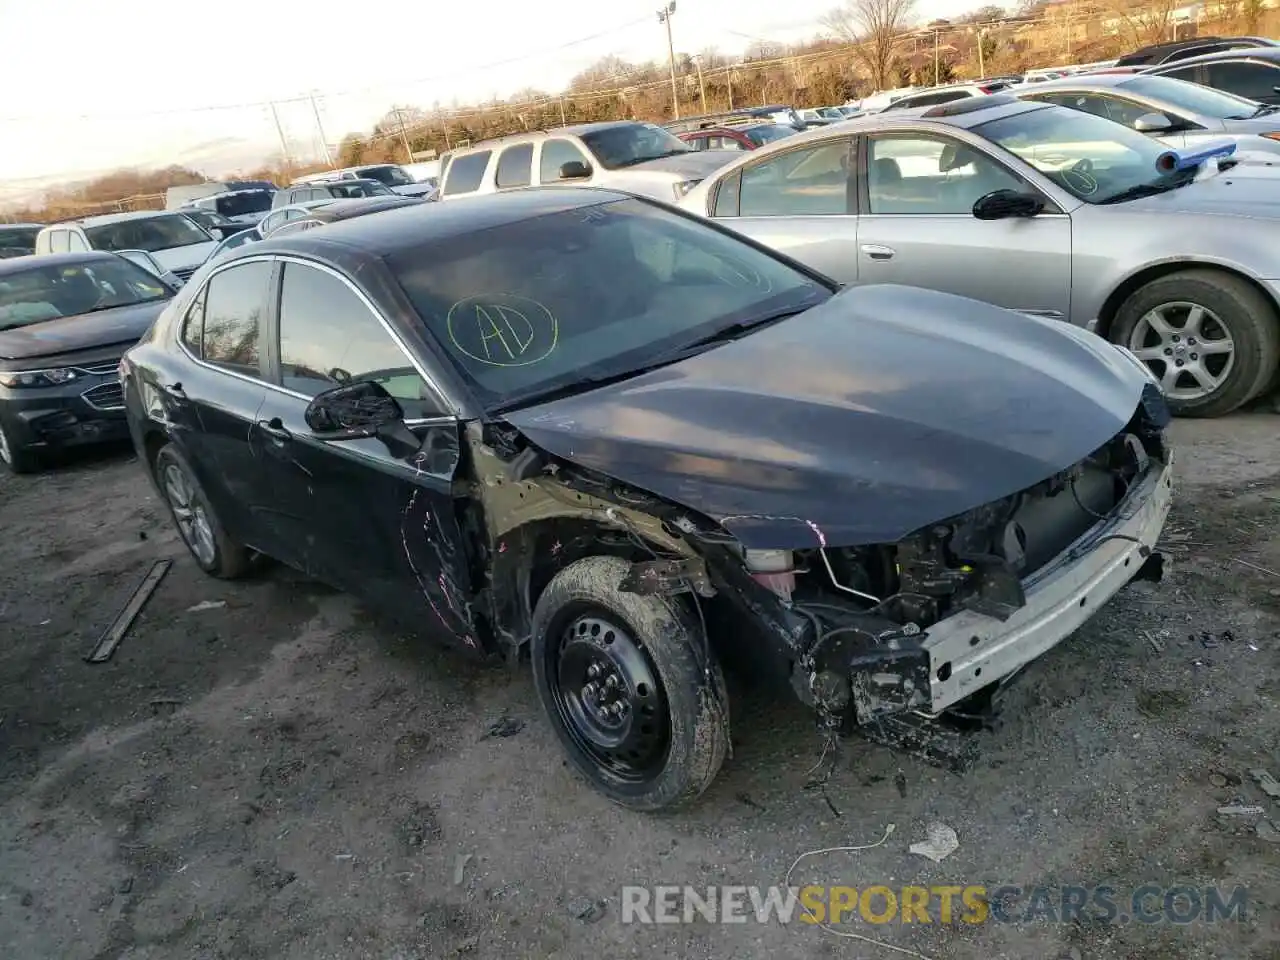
[[0, 367, 81, 388]]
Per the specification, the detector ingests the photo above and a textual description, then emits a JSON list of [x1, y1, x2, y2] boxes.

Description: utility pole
[[559, 97, 567, 126], [977, 29, 985, 78], [693, 55, 707, 113], [309, 92, 334, 167], [268, 101, 293, 173], [727, 69, 734, 110], [391, 108, 414, 163], [657, 2, 679, 119], [933, 28, 940, 86]]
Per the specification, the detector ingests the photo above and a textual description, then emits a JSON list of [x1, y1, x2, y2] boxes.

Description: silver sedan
[[1014, 72, 1280, 161], [679, 95, 1280, 417]]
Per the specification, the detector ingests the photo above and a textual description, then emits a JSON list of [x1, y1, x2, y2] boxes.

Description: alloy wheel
[[0, 423, 11, 466], [1128, 300, 1235, 401], [550, 612, 672, 782], [162, 462, 217, 566]]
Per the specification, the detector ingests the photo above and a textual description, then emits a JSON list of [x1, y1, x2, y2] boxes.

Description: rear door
[[253, 258, 476, 645], [854, 130, 1072, 319], [170, 258, 283, 555], [703, 136, 860, 282]]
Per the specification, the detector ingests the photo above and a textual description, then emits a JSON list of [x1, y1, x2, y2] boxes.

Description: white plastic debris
[[909, 822, 959, 862], [1217, 805, 1265, 816], [186, 600, 227, 612]]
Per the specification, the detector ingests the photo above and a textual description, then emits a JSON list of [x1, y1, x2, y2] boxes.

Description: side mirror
[[1133, 112, 1174, 133], [972, 189, 1045, 221], [305, 380, 407, 443], [559, 160, 592, 180]]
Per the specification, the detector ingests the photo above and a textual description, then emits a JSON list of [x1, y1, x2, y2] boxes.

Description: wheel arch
[[1095, 259, 1280, 344]]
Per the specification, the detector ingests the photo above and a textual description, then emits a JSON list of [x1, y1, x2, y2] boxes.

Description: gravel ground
[[1, 415, 1278, 960]]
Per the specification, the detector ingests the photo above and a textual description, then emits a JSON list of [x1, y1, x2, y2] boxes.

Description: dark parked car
[[271, 179, 395, 208], [259, 195, 427, 238], [0, 224, 42, 260], [120, 189, 1173, 811], [0, 252, 176, 472], [1144, 46, 1280, 106], [1116, 35, 1278, 67], [676, 121, 800, 152]]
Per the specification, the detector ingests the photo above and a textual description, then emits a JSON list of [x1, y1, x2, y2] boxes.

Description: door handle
[[257, 417, 292, 442], [861, 244, 895, 260]]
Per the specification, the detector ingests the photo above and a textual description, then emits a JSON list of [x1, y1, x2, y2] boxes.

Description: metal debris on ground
[[1142, 630, 1164, 653], [1252, 769, 1280, 800], [567, 896, 606, 923], [1217, 805, 1265, 816], [453, 853, 473, 886], [1234, 557, 1280, 578], [909, 822, 959, 863], [482, 716, 524, 739], [85, 559, 172, 664], [186, 600, 227, 612]]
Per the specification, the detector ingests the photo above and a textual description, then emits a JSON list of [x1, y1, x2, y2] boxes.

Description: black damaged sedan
[[0, 252, 177, 473], [121, 189, 1174, 811]]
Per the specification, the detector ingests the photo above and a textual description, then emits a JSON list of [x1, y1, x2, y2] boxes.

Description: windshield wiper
[[613, 149, 691, 168], [1251, 103, 1280, 117], [1097, 172, 1196, 205]]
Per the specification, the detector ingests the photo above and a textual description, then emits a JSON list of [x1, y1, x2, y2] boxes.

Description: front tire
[[0, 419, 39, 474], [530, 555, 729, 812], [153, 443, 251, 578], [1111, 269, 1280, 418]]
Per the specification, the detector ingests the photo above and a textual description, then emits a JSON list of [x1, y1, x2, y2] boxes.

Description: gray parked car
[[679, 93, 1280, 417], [1015, 73, 1280, 161]]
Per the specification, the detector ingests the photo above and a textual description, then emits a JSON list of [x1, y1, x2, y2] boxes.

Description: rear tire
[[1110, 269, 1280, 418], [152, 443, 251, 578], [530, 555, 729, 812]]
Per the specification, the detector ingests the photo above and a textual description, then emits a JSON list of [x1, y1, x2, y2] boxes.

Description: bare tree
[[1108, 0, 1179, 46], [822, 0, 918, 91]]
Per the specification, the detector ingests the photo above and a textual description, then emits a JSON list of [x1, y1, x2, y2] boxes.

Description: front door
[[855, 131, 1072, 320], [256, 259, 477, 648], [704, 137, 861, 283]]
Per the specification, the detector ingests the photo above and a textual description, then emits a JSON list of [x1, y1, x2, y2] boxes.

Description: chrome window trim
[[172, 253, 461, 425]]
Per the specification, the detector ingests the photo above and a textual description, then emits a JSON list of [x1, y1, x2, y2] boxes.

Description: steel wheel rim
[[162, 463, 216, 566], [1128, 300, 1235, 400], [548, 611, 671, 783], [0, 424, 11, 465]]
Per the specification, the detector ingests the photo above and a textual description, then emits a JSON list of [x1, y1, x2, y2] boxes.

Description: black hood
[[505, 285, 1151, 550], [0, 299, 169, 361]]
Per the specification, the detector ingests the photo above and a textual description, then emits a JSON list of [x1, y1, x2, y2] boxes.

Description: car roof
[[1025, 73, 1133, 91], [307, 196, 426, 221], [0, 223, 43, 230], [63, 210, 190, 228], [244, 188, 633, 263], [1148, 45, 1280, 68], [818, 95, 1046, 134], [459, 120, 642, 152], [0, 250, 120, 276]]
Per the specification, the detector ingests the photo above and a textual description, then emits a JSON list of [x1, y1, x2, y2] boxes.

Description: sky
[[0, 0, 989, 188]]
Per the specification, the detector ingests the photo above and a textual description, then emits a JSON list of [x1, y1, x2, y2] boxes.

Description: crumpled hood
[[1124, 166, 1280, 217], [0, 299, 168, 361], [505, 285, 1150, 550]]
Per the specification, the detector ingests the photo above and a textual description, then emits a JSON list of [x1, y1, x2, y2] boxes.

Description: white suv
[[34, 212, 218, 283], [437, 121, 739, 205]]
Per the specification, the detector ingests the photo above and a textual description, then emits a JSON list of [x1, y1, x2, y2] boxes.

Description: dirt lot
[[1, 415, 1278, 960]]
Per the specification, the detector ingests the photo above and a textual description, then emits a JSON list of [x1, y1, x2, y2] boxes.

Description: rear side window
[[199, 260, 274, 379], [495, 144, 534, 188], [1205, 60, 1280, 102], [712, 171, 742, 217], [179, 285, 207, 358], [443, 151, 491, 195], [48, 230, 70, 253]]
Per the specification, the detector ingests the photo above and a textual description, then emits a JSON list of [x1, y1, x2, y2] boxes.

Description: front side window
[[495, 144, 534, 189], [199, 260, 273, 378], [1119, 74, 1260, 119], [1034, 92, 1156, 127], [738, 140, 852, 216], [867, 135, 1024, 214], [443, 152, 492, 195], [49, 231, 70, 253], [539, 139, 589, 182], [385, 197, 829, 410], [276, 263, 433, 414], [578, 123, 692, 169], [976, 104, 1188, 204], [67, 232, 89, 252], [85, 215, 212, 253], [0, 258, 171, 330], [1205, 60, 1280, 104]]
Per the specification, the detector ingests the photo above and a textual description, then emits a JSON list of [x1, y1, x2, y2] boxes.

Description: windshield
[[332, 181, 393, 198], [386, 198, 830, 409], [214, 191, 274, 218], [357, 165, 414, 186], [0, 258, 170, 330], [746, 124, 801, 146], [85, 214, 212, 253], [977, 104, 1194, 204], [184, 209, 234, 229], [1118, 74, 1264, 119], [579, 123, 693, 169]]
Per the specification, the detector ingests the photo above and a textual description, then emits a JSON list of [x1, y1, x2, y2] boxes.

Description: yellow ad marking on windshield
[[447, 294, 559, 367]]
